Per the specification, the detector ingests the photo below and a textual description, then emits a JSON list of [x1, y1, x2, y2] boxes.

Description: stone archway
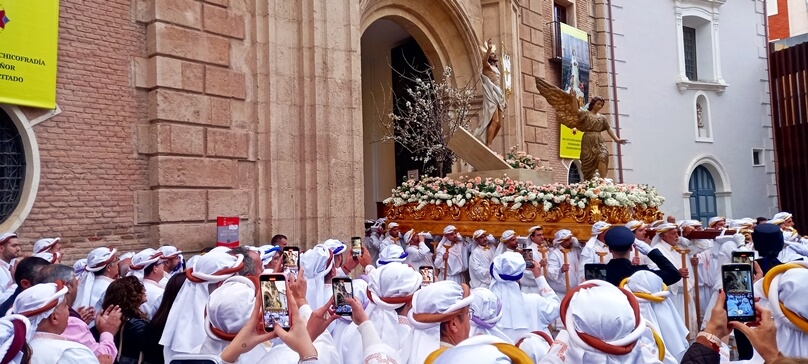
[[682, 155, 732, 220], [359, 0, 482, 219]]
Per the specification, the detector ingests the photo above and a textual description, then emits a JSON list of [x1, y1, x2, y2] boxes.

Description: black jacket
[[605, 249, 682, 286], [115, 317, 164, 364], [680, 342, 719, 364]]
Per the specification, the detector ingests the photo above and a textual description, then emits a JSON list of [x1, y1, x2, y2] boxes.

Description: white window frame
[[674, 0, 728, 94], [752, 148, 764, 167]]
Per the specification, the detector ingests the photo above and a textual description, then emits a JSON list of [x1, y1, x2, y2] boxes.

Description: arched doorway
[[359, 1, 480, 219], [688, 165, 717, 226]]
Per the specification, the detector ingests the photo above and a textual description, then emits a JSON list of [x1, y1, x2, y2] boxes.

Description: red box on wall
[[217, 216, 240, 248]]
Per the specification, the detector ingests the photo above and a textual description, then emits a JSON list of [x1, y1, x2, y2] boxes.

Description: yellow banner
[[0, 0, 60, 109], [558, 23, 589, 160]]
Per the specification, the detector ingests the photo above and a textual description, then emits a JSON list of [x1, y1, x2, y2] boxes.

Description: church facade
[[0, 0, 775, 258]]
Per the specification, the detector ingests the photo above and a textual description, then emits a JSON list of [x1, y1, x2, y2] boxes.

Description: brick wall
[[16, 0, 152, 262], [768, 0, 790, 40], [519, 0, 608, 183]]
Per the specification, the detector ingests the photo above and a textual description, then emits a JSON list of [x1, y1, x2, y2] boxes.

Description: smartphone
[[332, 277, 353, 316], [732, 251, 755, 265], [521, 248, 535, 269], [351, 237, 362, 257], [282, 246, 300, 275], [170, 356, 223, 364], [584, 263, 608, 281], [419, 266, 435, 285], [260, 274, 291, 331], [722, 263, 756, 322]]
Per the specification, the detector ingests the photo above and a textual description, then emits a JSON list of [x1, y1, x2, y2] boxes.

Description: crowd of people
[[0, 212, 806, 363]]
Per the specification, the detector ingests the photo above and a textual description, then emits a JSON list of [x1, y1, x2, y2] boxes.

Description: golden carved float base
[[384, 198, 663, 240]]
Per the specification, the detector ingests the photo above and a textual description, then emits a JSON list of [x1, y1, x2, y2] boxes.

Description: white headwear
[[678, 220, 702, 229], [258, 245, 281, 266], [760, 261, 808, 357], [473, 230, 487, 239], [402, 229, 416, 244], [73, 258, 87, 276], [528, 226, 543, 235], [500, 230, 516, 242], [771, 212, 793, 225], [0, 233, 16, 245], [127, 248, 163, 281], [32, 252, 60, 264], [488, 252, 527, 331], [74, 247, 117, 308], [119, 251, 136, 262], [515, 331, 554, 363], [730, 218, 756, 229], [158, 245, 183, 258], [377, 244, 408, 265], [425, 335, 532, 363], [159, 252, 244, 354], [366, 262, 421, 353], [469, 288, 511, 343], [408, 280, 474, 364], [621, 270, 688, 360], [0, 314, 30, 364], [32, 238, 60, 254], [708, 216, 726, 228], [625, 221, 645, 232], [12, 282, 69, 331], [200, 276, 257, 357], [323, 239, 347, 256], [388, 222, 400, 230], [443, 225, 457, 235], [553, 229, 574, 246], [543, 280, 651, 364], [300, 245, 334, 309], [591, 221, 611, 236]]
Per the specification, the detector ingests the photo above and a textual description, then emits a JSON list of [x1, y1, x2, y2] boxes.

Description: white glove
[[733, 233, 746, 248], [634, 239, 652, 255], [714, 234, 736, 246], [785, 241, 808, 257]]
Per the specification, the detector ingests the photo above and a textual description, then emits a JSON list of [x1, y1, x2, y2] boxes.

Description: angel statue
[[534, 77, 627, 180], [473, 38, 507, 148]]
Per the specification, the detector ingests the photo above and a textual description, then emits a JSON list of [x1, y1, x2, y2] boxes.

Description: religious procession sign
[[558, 23, 590, 159], [0, 0, 60, 109]]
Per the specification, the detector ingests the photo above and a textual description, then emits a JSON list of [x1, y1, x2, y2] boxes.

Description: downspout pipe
[[606, 0, 624, 183], [761, 0, 781, 211]]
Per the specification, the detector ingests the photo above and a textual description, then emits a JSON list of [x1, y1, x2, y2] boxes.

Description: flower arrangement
[[498, 146, 552, 171], [383, 177, 665, 212]]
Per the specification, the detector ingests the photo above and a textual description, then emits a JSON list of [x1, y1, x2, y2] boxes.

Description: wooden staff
[[691, 255, 702, 327], [562, 248, 571, 292], [596, 251, 608, 263], [676, 247, 692, 337], [539, 245, 549, 277], [633, 247, 640, 265], [441, 244, 450, 281]]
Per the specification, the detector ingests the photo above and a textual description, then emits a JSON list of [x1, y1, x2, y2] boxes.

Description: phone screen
[[282, 247, 300, 275], [332, 278, 353, 316], [732, 251, 755, 264], [260, 275, 290, 331], [419, 266, 434, 285], [521, 248, 535, 269], [722, 264, 755, 322], [584, 263, 608, 281], [351, 237, 362, 257]]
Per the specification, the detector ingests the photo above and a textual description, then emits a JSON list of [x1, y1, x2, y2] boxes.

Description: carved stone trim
[[677, 80, 729, 95]]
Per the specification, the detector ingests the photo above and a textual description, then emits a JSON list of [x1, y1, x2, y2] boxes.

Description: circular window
[[0, 109, 25, 225]]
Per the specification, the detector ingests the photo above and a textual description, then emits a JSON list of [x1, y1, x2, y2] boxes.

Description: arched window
[[568, 161, 581, 184], [688, 165, 716, 226]]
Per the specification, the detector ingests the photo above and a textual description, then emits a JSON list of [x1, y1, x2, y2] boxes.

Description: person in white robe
[[157, 245, 183, 287], [520, 225, 547, 294], [366, 219, 386, 267], [73, 247, 118, 315], [258, 244, 282, 273], [490, 252, 560, 342], [539, 280, 661, 364], [159, 251, 244, 363], [434, 225, 469, 284], [515, 331, 553, 363], [468, 287, 510, 343], [621, 270, 688, 361], [580, 222, 612, 269], [402, 229, 433, 270], [0, 313, 30, 364], [32, 252, 61, 265], [366, 261, 421, 362], [407, 280, 474, 364], [14, 282, 99, 364], [701, 230, 747, 326], [756, 260, 808, 357], [769, 211, 795, 231], [330, 279, 371, 364], [424, 334, 534, 363], [678, 219, 716, 319], [380, 222, 403, 252], [546, 230, 583, 300], [127, 248, 165, 319], [198, 275, 269, 363], [299, 245, 335, 311], [377, 244, 408, 266], [469, 229, 495, 289], [643, 223, 697, 333], [0, 233, 21, 303], [626, 220, 650, 263], [779, 230, 808, 262]]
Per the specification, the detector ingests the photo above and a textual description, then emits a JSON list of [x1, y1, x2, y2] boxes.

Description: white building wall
[[788, 0, 808, 37], [606, 0, 777, 220]]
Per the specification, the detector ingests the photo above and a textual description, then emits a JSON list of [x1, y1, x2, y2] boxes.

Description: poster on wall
[[0, 0, 60, 109], [558, 23, 590, 160]]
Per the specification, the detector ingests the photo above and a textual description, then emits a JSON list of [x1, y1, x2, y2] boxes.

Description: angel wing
[[534, 77, 583, 129]]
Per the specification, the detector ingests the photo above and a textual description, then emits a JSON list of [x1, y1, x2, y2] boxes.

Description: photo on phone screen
[[731, 251, 755, 265], [722, 264, 755, 322], [584, 263, 608, 281], [260, 275, 290, 331], [521, 249, 535, 269], [282, 247, 300, 275], [419, 266, 434, 285], [351, 237, 362, 257], [332, 278, 353, 316]]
